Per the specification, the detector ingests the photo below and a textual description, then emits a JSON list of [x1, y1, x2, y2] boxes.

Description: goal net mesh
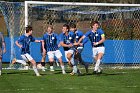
[[0, 1, 140, 69]]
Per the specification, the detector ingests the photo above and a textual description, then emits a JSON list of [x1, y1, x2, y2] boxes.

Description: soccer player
[[59, 24, 78, 75], [42, 25, 66, 74], [69, 23, 89, 73], [77, 21, 105, 74], [0, 32, 6, 75], [11, 25, 41, 76]]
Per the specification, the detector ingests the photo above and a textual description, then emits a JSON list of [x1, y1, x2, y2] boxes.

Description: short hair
[[63, 24, 69, 30], [90, 21, 99, 27], [26, 25, 32, 33], [47, 25, 53, 29], [69, 23, 76, 28]]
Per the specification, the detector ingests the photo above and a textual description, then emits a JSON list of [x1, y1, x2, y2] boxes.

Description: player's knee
[[30, 60, 36, 65], [67, 54, 72, 60], [42, 54, 46, 58], [49, 59, 54, 63], [58, 58, 62, 63]]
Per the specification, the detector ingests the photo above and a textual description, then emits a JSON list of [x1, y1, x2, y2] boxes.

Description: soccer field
[[0, 69, 139, 93]]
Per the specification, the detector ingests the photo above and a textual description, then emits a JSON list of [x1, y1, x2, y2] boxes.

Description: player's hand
[[93, 42, 99, 46], [79, 43, 83, 46], [40, 40, 44, 42], [58, 43, 61, 47], [68, 43, 73, 47], [19, 45, 22, 48], [73, 43, 79, 46]]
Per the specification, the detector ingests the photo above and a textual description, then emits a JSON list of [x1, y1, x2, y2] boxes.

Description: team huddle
[[0, 21, 105, 76]]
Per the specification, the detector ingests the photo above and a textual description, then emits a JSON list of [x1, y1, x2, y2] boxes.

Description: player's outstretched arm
[[74, 35, 85, 46], [35, 40, 42, 43]]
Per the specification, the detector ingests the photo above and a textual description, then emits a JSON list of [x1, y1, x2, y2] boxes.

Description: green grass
[[0, 69, 140, 93]]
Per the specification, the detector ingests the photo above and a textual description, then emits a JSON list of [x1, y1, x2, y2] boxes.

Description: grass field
[[0, 68, 140, 93]]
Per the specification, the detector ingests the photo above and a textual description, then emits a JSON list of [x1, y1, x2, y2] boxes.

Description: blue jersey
[[43, 33, 59, 52], [59, 31, 75, 51], [85, 28, 105, 47], [74, 30, 83, 43], [17, 34, 35, 54]]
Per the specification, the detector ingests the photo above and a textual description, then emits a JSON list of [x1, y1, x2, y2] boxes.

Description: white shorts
[[65, 49, 74, 62], [77, 46, 83, 53], [47, 50, 62, 59], [21, 53, 33, 62], [92, 47, 105, 57]]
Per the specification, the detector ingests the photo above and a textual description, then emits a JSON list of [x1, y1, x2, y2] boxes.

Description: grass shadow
[[3, 71, 28, 75]]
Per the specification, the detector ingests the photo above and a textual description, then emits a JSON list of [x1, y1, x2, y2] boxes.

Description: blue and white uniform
[[59, 31, 75, 62], [74, 30, 84, 53], [43, 33, 62, 59], [75, 30, 83, 43], [17, 34, 35, 61], [84, 28, 105, 57]]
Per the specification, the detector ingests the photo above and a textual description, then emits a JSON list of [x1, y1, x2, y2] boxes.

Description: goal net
[[0, 1, 140, 69]]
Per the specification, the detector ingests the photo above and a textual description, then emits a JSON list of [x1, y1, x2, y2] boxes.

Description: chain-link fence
[[0, 1, 140, 69]]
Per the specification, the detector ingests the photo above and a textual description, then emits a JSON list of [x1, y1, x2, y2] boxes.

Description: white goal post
[[25, 1, 140, 27], [24, 1, 140, 68]]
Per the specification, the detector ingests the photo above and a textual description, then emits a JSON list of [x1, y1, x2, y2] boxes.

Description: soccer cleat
[[24, 66, 29, 70], [97, 67, 102, 74], [36, 74, 41, 76], [50, 69, 55, 71], [62, 70, 66, 74], [42, 69, 46, 72], [50, 66, 54, 71], [70, 72, 75, 76], [41, 67, 46, 72], [97, 72, 102, 74], [36, 73, 41, 76], [97, 70, 103, 74]]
